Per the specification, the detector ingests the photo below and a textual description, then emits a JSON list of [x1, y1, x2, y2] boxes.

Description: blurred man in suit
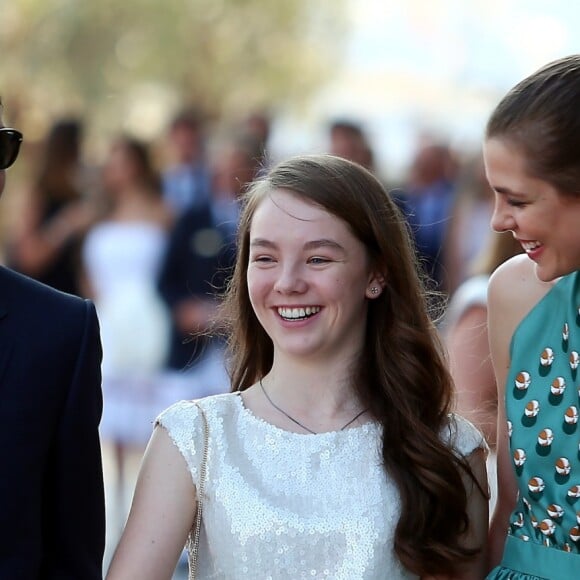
[[157, 132, 260, 398]]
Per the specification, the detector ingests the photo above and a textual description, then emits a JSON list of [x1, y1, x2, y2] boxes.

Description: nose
[[490, 195, 515, 233], [273, 263, 308, 294]]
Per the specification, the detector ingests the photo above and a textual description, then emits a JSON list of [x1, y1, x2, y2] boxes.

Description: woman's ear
[[365, 273, 385, 299]]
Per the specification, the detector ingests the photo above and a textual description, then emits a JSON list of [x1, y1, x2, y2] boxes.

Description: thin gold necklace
[[259, 378, 368, 435]]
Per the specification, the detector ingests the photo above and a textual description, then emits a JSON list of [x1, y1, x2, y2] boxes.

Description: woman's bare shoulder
[[487, 254, 555, 363], [489, 254, 552, 315]]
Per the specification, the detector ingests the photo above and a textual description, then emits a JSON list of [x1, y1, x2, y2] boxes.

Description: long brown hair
[[219, 154, 482, 575]]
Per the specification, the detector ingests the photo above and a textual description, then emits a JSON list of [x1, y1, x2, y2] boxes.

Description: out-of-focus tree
[[0, 0, 346, 138]]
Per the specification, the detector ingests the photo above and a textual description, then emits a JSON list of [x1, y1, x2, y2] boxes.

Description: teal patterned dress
[[487, 271, 580, 579]]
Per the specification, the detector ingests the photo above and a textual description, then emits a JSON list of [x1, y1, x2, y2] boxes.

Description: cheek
[[247, 284, 263, 325], [246, 270, 258, 304], [247, 269, 269, 306]]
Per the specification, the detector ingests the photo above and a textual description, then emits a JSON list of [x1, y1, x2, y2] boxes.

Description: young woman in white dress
[[107, 154, 488, 579]]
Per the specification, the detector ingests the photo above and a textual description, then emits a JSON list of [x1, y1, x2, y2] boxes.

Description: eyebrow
[[250, 238, 346, 252], [491, 185, 526, 196]]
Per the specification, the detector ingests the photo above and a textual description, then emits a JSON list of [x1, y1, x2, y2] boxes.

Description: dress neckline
[[509, 270, 578, 353], [232, 391, 378, 438]]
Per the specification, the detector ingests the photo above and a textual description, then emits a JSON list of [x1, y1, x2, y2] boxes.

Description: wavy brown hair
[[219, 154, 482, 576]]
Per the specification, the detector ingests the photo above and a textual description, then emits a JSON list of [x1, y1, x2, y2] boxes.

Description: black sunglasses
[[0, 128, 23, 170]]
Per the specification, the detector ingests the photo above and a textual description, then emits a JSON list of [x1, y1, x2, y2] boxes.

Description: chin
[[534, 263, 570, 283]]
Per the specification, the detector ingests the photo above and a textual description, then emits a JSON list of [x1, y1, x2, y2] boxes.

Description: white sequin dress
[[156, 392, 485, 579]]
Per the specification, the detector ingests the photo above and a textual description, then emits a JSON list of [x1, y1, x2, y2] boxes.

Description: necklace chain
[[259, 378, 368, 435]]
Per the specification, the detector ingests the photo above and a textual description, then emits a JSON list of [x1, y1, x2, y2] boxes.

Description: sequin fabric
[[156, 392, 485, 579]]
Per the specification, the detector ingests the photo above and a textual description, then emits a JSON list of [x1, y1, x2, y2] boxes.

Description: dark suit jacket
[[158, 203, 237, 370], [0, 266, 105, 579]]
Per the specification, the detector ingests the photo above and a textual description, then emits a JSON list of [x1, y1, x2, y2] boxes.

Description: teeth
[[521, 240, 541, 252], [278, 306, 320, 319]]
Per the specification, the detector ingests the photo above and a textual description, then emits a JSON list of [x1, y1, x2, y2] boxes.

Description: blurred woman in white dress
[[82, 136, 173, 511]]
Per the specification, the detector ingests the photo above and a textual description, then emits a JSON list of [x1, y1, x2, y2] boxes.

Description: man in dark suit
[[158, 134, 259, 395], [0, 106, 105, 578], [161, 108, 211, 216]]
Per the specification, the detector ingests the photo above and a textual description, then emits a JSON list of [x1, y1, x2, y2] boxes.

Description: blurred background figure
[[443, 230, 523, 515], [395, 140, 458, 295], [7, 118, 98, 296], [328, 118, 375, 172], [242, 110, 272, 172], [444, 152, 496, 295], [82, 136, 173, 525], [161, 108, 211, 216], [157, 131, 262, 401]]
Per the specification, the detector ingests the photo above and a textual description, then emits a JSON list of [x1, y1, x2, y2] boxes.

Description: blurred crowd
[[1, 108, 519, 553]]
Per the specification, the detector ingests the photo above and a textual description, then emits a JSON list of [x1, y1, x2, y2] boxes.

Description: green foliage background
[[0, 0, 346, 137]]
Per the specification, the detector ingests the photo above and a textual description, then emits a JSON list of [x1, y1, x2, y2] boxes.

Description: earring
[[370, 287, 379, 295]]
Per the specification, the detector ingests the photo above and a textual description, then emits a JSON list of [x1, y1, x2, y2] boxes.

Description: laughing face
[[247, 189, 382, 365], [484, 138, 580, 281]]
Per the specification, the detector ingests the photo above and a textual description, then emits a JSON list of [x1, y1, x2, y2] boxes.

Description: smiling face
[[484, 137, 580, 281], [247, 189, 381, 365]]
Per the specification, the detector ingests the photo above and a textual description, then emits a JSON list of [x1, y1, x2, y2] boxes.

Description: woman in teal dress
[[484, 55, 580, 579]]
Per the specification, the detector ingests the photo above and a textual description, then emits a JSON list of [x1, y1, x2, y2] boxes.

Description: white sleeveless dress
[[156, 392, 486, 579], [83, 221, 171, 444]]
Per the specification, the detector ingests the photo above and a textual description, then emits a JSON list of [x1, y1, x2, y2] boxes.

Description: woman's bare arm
[[106, 427, 197, 580]]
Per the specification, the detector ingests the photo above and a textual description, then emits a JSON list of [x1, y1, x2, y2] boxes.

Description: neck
[[264, 356, 362, 418]]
